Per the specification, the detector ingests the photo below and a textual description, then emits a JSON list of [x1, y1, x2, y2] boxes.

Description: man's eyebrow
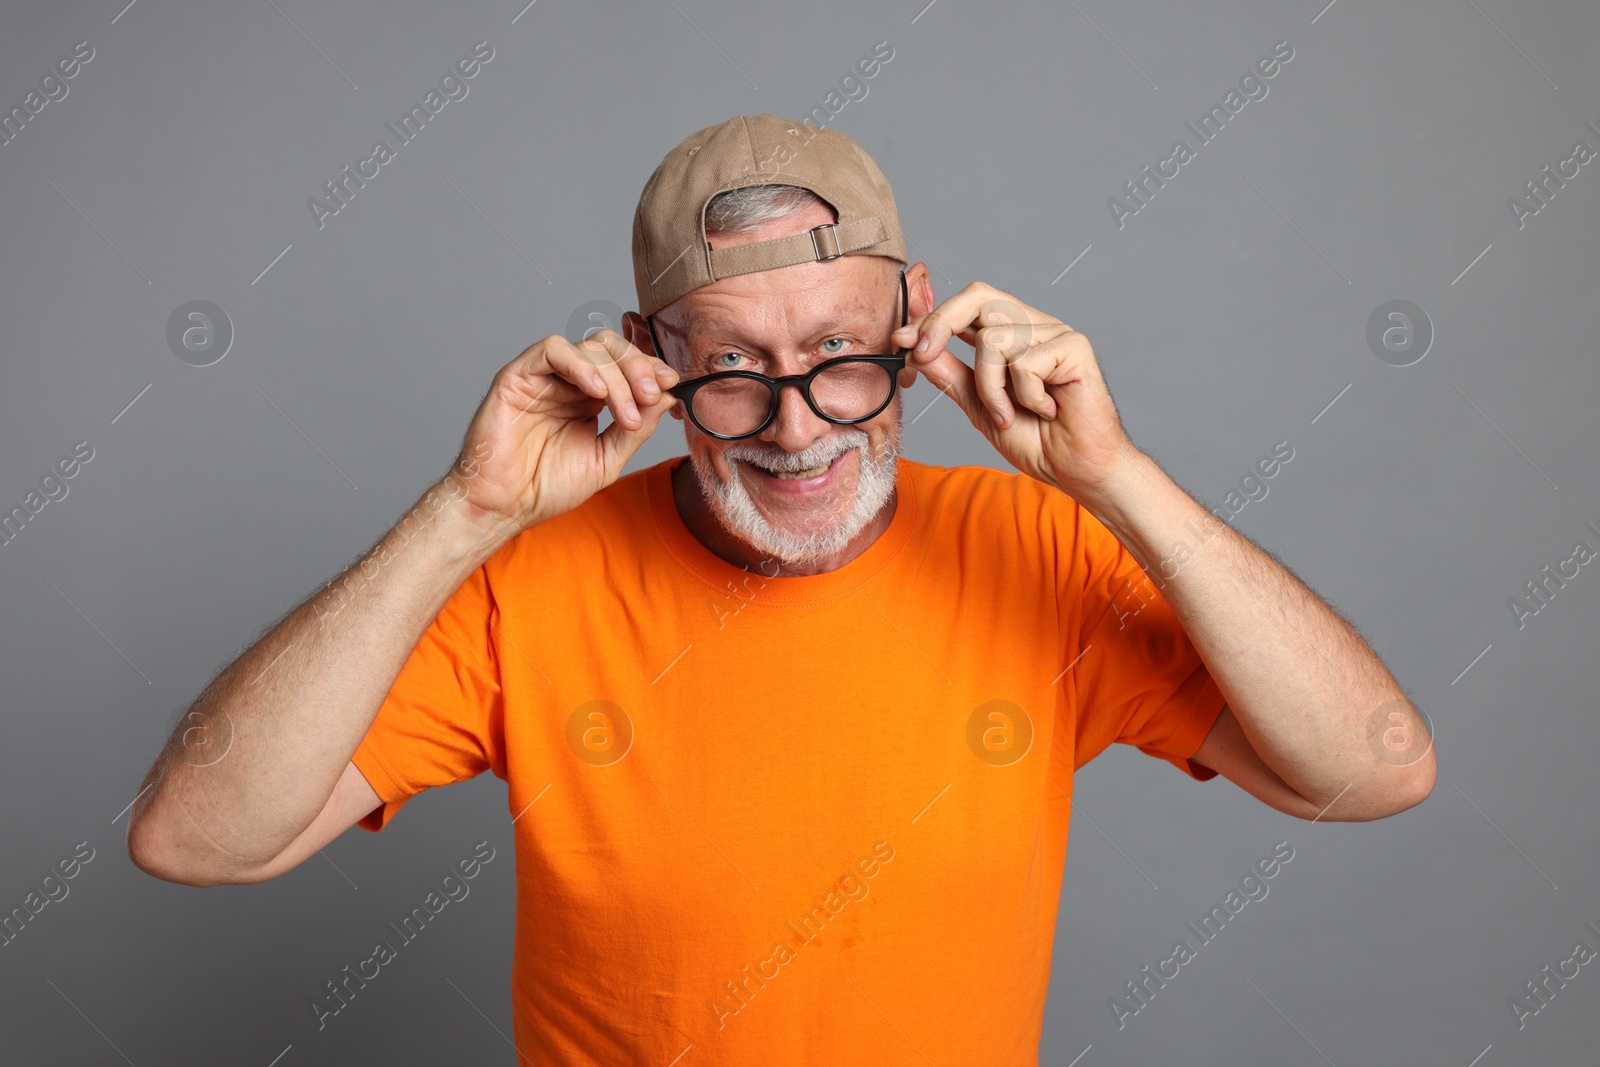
[[685, 307, 880, 350]]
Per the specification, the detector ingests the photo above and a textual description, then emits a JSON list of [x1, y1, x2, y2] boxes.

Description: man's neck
[[671, 459, 896, 577]]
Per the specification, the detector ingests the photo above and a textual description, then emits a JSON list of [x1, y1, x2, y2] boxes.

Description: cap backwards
[[631, 113, 908, 319]]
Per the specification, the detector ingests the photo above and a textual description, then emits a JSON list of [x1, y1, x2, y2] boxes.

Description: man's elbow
[[1305, 752, 1436, 822], [126, 813, 270, 887], [127, 816, 213, 886], [1385, 751, 1438, 816]]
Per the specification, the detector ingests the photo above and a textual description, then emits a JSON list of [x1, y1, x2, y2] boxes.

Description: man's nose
[[758, 381, 831, 452]]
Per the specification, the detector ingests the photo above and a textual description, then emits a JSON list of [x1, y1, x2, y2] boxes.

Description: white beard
[[690, 428, 902, 568]]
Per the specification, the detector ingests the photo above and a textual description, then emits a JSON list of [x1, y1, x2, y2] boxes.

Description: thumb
[[597, 393, 676, 478], [912, 348, 985, 426]]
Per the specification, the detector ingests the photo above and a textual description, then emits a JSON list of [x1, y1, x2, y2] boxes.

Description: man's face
[[630, 201, 928, 568]]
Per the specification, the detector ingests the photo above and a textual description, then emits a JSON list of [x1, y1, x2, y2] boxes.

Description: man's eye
[[712, 352, 744, 369], [820, 338, 848, 355]]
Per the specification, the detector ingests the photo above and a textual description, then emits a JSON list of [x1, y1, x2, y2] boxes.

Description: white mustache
[[724, 432, 866, 474]]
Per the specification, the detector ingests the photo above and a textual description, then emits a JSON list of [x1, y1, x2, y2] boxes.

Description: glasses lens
[[691, 377, 773, 436], [811, 360, 893, 421]]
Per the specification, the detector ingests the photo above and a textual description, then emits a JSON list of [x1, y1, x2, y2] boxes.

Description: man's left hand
[[892, 281, 1139, 502]]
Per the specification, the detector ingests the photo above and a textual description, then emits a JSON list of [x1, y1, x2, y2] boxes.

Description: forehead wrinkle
[[656, 258, 900, 367], [683, 291, 878, 354]]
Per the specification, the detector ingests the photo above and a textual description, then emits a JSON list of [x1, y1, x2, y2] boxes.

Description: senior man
[[128, 113, 1433, 1064]]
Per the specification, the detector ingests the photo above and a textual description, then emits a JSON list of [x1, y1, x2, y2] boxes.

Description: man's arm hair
[[126, 474, 517, 885]]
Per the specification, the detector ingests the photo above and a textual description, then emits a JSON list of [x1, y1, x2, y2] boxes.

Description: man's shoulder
[[896, 459, 1093, 592], [900, 458, 1078, 517], [485, 458, 670, 573], [897, 458, 1092, 574]]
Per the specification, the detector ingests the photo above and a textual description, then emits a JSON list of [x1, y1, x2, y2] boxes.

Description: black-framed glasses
[[647, 269, 909, 441]]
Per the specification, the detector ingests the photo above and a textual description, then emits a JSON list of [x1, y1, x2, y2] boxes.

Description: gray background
[[1, 0, 1596, 1063]]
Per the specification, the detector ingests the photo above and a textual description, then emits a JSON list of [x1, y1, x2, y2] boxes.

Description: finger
[[894, 312, 990, 362], [1034, 332, 1131, 454], [1007, 355, 1057, 421], [1000, 334, 1074, 422], [898, 283, 1046, 367], [890, 320, 922, 353], [579, 327, 674, 382], [583, 329, 682, 425], [909, 346, 983, 426], [491, 353, 596, 426], [597, 388, 676, 478], [652, 361, 680, 392], [510, 336, 607, 404], [1047, 352, 1124, 448], [612, 345, 675, 408], [970, 325, 1016, 428], [551, 336, 643, 428]]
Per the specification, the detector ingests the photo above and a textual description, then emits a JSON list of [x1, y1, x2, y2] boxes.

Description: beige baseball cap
[[631, 113, 908, 320]]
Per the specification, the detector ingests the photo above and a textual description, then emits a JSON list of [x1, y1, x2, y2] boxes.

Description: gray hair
[[703, 183, 834, 236]]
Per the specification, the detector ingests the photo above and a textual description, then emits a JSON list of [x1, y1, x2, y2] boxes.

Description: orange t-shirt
[[353, 455, 1225, 1065]]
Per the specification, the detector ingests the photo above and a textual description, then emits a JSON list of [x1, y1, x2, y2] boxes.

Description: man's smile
[[737, 447, 856, 494]]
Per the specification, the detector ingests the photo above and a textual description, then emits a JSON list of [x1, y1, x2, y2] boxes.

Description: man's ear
[[896, 262, 935, 388], [905, 262, 935, 322], [622, 310, 654, 357]]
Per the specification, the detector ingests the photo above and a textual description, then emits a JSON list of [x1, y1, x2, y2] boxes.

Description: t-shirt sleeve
[[1065, 502, 1226, 781], [352, 565, 506, 831]]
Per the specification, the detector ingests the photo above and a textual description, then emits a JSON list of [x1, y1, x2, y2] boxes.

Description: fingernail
[[915, 336, 929, 352], [642, 379, 659, 399]]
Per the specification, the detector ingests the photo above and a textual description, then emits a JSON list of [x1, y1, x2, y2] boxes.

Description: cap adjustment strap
[[706, 215, 890, 280]]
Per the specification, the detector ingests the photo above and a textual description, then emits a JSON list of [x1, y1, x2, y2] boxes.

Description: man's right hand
[[448, 329, 678, 533]]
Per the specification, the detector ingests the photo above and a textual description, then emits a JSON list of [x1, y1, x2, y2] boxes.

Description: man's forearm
[[128, 474, 519, 881], [1071, 450, 1432, 814]]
